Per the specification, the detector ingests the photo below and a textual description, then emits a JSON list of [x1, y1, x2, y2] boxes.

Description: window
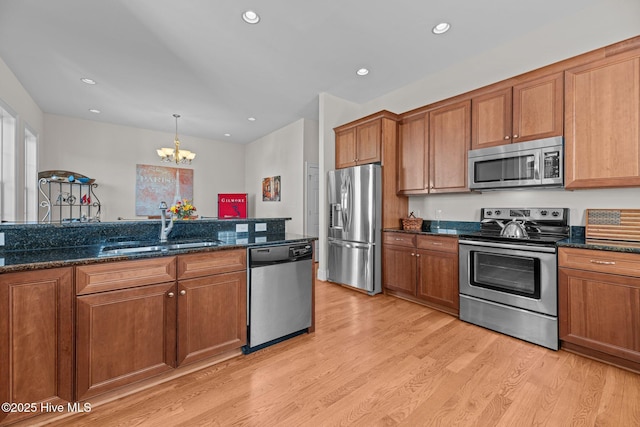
[[24, 125, 38, 222], [0, 101, 17, 222]]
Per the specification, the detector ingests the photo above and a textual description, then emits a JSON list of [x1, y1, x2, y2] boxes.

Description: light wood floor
[[42, 280, 640, 426]]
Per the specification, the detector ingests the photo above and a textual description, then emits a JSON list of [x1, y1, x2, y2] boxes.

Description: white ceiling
[[0, 0, 620, 144]]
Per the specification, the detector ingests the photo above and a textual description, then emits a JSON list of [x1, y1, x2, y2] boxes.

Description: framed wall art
[[262, 175, 281, 201], [135, 164, 194, 216]]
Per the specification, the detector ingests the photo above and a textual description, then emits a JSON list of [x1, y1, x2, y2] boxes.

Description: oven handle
[[458, 239, 557, 253]]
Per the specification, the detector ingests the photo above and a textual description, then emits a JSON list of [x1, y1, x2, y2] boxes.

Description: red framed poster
[[218, 193, 247, 218]]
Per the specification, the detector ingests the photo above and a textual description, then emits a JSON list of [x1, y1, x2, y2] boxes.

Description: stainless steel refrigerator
[[327, 164, 381, 295]]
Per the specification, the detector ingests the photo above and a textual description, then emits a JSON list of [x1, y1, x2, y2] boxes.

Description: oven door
[[459, 239, 557, 315]]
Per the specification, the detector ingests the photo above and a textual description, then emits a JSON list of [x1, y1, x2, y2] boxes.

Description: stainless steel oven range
[[458, 207, 569, 350]]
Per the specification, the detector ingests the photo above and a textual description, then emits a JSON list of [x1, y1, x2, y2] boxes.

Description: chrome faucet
[[159, 201, 174, 242]]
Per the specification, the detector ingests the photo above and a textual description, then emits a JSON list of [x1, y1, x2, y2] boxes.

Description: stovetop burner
[[460, 207, 570, 246]]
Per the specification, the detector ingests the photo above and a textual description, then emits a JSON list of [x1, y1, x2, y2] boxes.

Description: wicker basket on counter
[[402, 212, 423, 231]]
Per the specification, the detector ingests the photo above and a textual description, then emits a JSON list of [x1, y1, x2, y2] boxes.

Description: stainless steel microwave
[[468, 136, 563, 190]]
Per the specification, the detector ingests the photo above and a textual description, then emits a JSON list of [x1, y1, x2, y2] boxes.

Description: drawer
[[76, 257, 177, 295], [177, 248, 247, 280], [383, 232, 416, 248], [416, 235, 458, 253], [558, 247, 640, 278]]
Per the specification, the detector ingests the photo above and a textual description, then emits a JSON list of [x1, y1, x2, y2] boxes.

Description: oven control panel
[[482, 208, 565, 221]]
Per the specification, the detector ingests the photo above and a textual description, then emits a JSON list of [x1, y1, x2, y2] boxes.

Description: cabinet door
[[398, 114, 428, 193], [471, 87, 512, 149], [177, 271, 247, 366], [416, 249, 459, 314], [76, 282, 176, 400], [0, 268, 73, 425], [355, 119, 382, 165], [564, 54, 640, 189], [429, 100, 471, 193], [335, 127, 357, 169], [512, 72, 563, 143], [382, 244, 417, 295], [559, 268, 640, 363]]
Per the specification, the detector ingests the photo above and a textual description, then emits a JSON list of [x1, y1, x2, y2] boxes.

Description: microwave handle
[[534, 152, 540, 180]]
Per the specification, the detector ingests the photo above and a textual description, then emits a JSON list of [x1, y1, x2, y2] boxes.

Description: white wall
[[244, 118, 318, 234], [41, 114, 246, 221], [0, 56, 44, 220]]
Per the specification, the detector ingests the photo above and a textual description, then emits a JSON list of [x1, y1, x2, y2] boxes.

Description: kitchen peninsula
[[0, 218, 316, 426]]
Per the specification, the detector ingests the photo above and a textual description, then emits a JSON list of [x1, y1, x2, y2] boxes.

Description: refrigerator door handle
[[345, 174, 353, 233], [328, 239, 372, 250]]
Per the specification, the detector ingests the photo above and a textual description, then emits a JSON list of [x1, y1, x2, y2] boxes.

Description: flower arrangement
[[170, 199, 197, 219]]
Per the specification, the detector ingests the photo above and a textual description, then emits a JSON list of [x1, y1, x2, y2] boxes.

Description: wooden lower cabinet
[[75, 282, 177, 400], [558, 247, 640, 372], [382, 243, 417, 296], [75, 249, 247, 401], [0, 267, 74, 426], [177, 271, 246, 366], [416, 249, 459, 312], [383, 232, 459, 315]]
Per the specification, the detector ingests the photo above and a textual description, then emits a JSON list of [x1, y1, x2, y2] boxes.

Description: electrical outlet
[[0, 232, 4, 246], [255, 223, 267, 232], [0, 258, 4, 266], [255, 236, 267, 243], [236, 223, 249, 233]]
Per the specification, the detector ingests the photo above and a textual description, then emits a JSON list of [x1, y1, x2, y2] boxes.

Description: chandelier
[[157, 114, 196, 164]]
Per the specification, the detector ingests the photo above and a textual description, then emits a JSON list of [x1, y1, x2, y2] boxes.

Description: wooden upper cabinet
[[335, 127, 357, 169], [472, 87, 512, 149], [355, 119, 382, 164], [398, 100, 471, 195], [398, 113, 428, 193], [429, 100, 471, 193], [471, 72, 563, 149], [512, 72, 563, 142], [334, 111, 399, 169], [564, 53, 640, 189]]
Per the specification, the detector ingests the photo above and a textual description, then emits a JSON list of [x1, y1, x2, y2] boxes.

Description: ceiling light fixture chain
[[157, 114, 196, 165]]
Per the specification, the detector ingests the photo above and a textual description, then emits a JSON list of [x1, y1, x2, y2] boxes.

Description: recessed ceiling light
[[356, 68, 369, 76], [81, 78, 97, 85], [248, 117, 256, 121], [432, 22, 451, 34], [242, 10, 260, 24], [88, 109, 101, 114], [224, 133, 231, 137]]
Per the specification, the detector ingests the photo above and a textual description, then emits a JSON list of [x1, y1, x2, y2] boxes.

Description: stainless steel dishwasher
[[244, 242, 313, 353]]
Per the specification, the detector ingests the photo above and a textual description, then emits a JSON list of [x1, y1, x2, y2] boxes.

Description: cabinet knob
[[167, 292, 175, 298], [513, 134, 519, 138], [416, 254, 420, 257], [180, 290, 187, 296], [504, 136, 510, 140], [411, 253, 415, 256]]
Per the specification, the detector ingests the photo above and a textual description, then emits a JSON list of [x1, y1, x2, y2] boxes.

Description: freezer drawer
[[327, 239, 381, 295]]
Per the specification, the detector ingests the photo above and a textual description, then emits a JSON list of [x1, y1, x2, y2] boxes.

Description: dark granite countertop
[[557, 237, 640, 254], [384, 220, 481, 237], [0, 232, 316, 274]]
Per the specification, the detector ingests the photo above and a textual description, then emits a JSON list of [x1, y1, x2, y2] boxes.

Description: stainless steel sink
[[100, 245, 168, 256], [166, 241, 219, 250], [99, 240, 220, 257]]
